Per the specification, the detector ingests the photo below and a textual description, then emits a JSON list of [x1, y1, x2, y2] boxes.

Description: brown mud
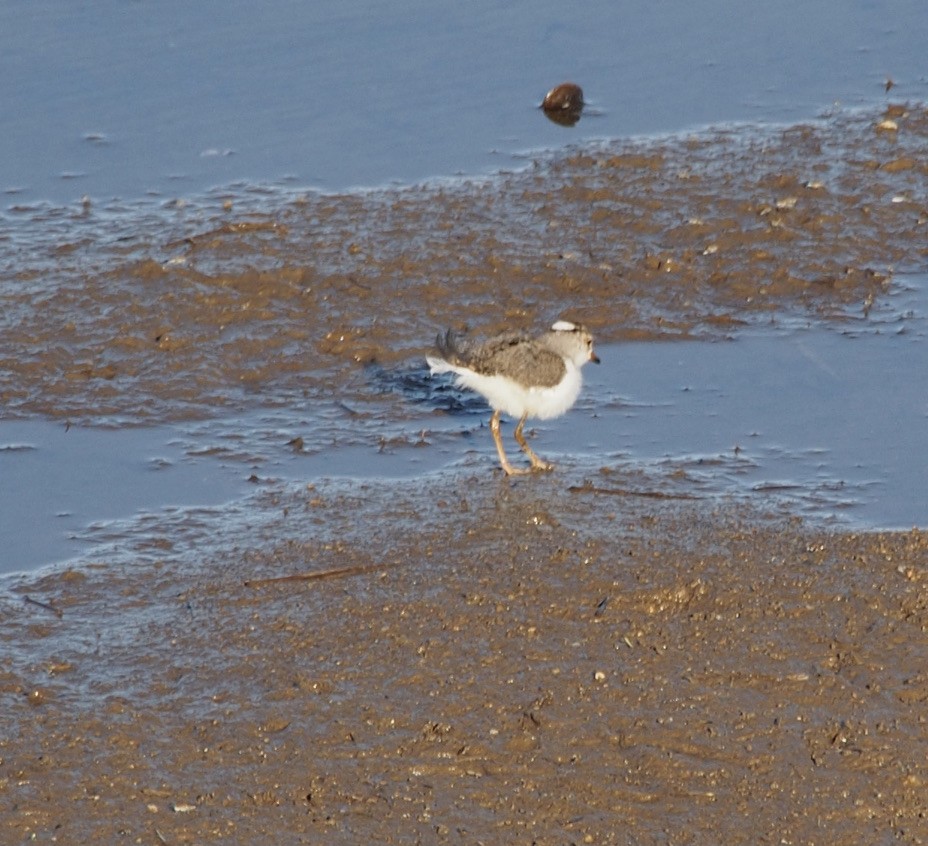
[[3, 105, 928, 843], [3, 479, 928, 844], [1, 105, 926, 423]]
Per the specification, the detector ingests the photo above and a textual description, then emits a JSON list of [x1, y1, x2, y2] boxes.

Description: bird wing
[[432, 329, 567, 388], [474, 337, 566, 388]]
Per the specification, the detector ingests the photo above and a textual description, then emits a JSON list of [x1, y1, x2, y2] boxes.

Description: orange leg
[[514, 414, 553, 472], [490, 410, 530, 475]]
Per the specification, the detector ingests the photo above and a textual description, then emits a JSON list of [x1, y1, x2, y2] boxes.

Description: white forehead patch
[[551, 320, 577, 332]]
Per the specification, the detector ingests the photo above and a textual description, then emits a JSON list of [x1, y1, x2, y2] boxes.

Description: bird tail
[[434, 328, 461, 362], [426, 328, 466, 374], [426, 355, 454, 375]]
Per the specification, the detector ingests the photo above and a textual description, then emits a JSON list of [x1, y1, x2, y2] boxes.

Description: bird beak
[[590, 351, 601, 364]]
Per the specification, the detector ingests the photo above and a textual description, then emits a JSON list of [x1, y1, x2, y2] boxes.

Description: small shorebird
[[427, 320, 600, 475]]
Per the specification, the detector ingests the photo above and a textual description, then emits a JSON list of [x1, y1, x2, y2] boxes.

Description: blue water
[[2, 275, 926, 574], [3, 0, 926, 203], [2, 1, 927, 575]]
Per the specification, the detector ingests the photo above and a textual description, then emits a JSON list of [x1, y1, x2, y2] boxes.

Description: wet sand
[[4, 479, 928, 843], [3, 105, 928, 843], [2, 106, 926, 423]]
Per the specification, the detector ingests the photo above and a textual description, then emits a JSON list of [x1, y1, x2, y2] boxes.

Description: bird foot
[[499, 457, 553, 476]]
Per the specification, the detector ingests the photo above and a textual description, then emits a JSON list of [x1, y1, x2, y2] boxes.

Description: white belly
[[451, 362, 582, 420]]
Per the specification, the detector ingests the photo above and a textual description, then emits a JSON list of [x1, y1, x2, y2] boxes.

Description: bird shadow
[[363, 360, 487, 416]]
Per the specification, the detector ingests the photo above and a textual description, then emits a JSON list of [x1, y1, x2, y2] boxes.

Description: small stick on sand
[[244, 561, 390, 587], [23, 595, 64, 618], [568, 484, 699, 501]]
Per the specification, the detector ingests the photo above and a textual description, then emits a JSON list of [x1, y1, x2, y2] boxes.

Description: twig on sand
[[244, 561, 390, 588], [23, 595, 64, 618], [568, 484, 698, 500]]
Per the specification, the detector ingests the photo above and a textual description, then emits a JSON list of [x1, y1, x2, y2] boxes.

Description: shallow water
[[2, 3, 927, 577], [3, 0, 926, 206], [3, 273, 924, 576]]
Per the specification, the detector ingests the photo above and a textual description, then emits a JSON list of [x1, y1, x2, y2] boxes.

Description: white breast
[[451, 360, 582, 420]]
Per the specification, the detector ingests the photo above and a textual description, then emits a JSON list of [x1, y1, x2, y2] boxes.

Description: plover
[[427, 320, 600, 475]]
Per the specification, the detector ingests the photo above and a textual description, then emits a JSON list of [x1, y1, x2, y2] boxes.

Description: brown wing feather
[[434, 328, 567, 388], [486, 341, 566, 387]]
